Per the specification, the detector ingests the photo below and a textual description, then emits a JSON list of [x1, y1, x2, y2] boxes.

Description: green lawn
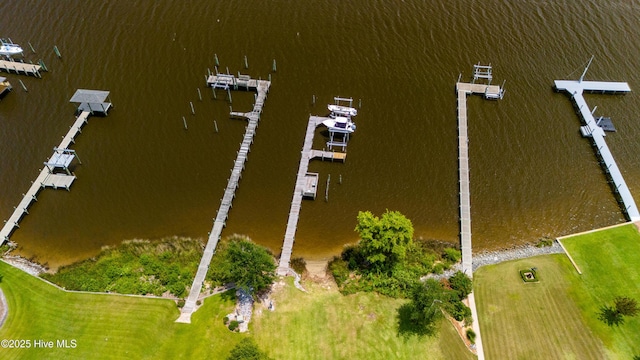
[[475, 254, 607, 359], [252, 279, 474, 360], [0, 260, 475, 359], [560, 223, 640, 358], [0, 260, 241, 359]]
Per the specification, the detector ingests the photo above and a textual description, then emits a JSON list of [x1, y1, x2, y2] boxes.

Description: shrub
[[223, 316, 229, 325], [196, 300, 201, 306], [177, 299, 185, 308], [448, 300, 472, 321], [328, 256, 349, 286], [448, 271, 473, 301], [432, 263, 445, 274], [228, 320, 239, 331], [466, 328, 476, 343], [536, 237, 554, 247], [442, 248, 461, 263], [290, 257, 307, 275]]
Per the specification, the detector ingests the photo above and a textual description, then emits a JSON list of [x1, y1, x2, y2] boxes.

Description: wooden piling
[[197, 88, 202, 101], [183, 116, 188, 130], [214, 53, 219, 66], [28, 42, 36, 53], [339, 174, 342, 184], [272, 59, 277, 72], [19, 80, 27, 92], [227, 88, 232, 103], [214, 120, 219, 133], [190, 102, 195, 115], [312, 95, 316, 105], [53, 45, 61, 58], [325, 174, 331, 202], [244, 55, 248, 69]]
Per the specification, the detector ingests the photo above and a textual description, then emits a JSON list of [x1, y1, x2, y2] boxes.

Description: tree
[[448, 271, 473, 301], [614, 296, 639, 317], [598, 305, 624, 327], [227, 338, 272, 360], [208, 237, 276, 297], [355, 210, 414, 273], [398, 279, 449, 336]]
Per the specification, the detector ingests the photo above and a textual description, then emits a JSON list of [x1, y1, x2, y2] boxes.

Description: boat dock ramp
[[0, 90, 111, 244], [178, 74, 270, 323], [554, 76, 639, 221], [277, 100, 355, 275]]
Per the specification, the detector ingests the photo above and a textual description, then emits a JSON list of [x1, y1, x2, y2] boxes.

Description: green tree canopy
[[448, 271, 473, 301], [614, 296, 639, 317], [226, 338, 272, 360], [208, 237, 276, 297], [355, 210, 414, 273], [399, 279, 450, 336]]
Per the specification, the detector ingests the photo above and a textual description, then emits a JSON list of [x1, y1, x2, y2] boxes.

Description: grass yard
[[0, 260, 475, 359], [474, 254, 607, 359], [0, 260, 241, 359], [560, 223, 640, 358], [251, 279, 475, 360]]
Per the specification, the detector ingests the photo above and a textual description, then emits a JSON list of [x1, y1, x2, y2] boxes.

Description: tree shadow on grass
[[396, 303, 438, 339]]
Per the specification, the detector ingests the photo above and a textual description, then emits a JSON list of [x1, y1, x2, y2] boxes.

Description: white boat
[[0, 42, 23, 57], [322, 116, 356, 133], [328, 104, 357, 117]]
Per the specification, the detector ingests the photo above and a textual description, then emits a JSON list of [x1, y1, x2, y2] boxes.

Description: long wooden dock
[[177, 76, 270, 323], [0, 59, 42, 78], [0, 111, 91, 244], [456, 73, 503, 360], [554, 79, 639, 221], [276, 116, 346, 275]]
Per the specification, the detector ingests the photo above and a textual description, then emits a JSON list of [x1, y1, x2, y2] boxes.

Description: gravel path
[[236, 288, 254, 333]]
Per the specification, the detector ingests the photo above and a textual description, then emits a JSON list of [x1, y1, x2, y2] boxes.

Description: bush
[[536, 237, 554, 247], [227, 338, 272, 360], [196, 300, 201, 306], [448, 300, 472, 321], [432, 263, 445, 274], [442, 248, 461, 263], [228, 320, 239, 331], [176, 299, 185, 308], [328, 256, 350, 286], [466, 328, 476, 343], [223, 316, 229, 325], [448, 271, 473, 301], [290, 257, 307, 275]]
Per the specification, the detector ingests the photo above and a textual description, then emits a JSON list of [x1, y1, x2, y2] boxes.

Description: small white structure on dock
[[70, 89, 112, 115], [0, 76, 11, 97], [554, 57, 639, 221]]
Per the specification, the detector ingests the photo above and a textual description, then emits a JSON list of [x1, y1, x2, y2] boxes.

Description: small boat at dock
[[0, 41, 23, 57], [328, 104, 357, 117], [322, 116, 356, 133]]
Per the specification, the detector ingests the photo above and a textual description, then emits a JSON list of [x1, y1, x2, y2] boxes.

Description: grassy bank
[[560, 223, 640, 358], [41, 237, 203, 298]]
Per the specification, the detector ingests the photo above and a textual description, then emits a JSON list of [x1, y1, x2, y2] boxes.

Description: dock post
[[227, 88, 232, 103], [268, 73, 271, 82], [183, 116, 188, 130], [358, 99, 362, 108], [214, 53, 219, 66], [53, 45, 62, 58], [312, 95, 316, 106], [325, 174, 331, 202], [272, 59, 277, 72], [214, 120, 219, 133], [19, 80, 27, 92], [28, 42, 36, 53], [212, 87, 217, 99], [197, 88, 202, 101], [339, 174, 342, 184], [190, 102, 195, 115], [244, 55, 248, 69]]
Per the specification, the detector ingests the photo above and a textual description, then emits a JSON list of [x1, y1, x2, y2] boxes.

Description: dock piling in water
[[19, 80, 27, 92], [197, 88, 202, 101], [244, 55, 248, 69], [214, 120, 219, 133], [183, 116, 188, 130], [28, 42, 36, 53], [53, 45, 61, 58], [190, 102, 195, 115], [214, 53, 219, 66]]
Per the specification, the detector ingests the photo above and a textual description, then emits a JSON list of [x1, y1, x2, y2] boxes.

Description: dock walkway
[[178, 76, 270, 323], [455, 75, 503, 360], [276, 116, 347, 275], [0, 60, 42, 78], [0, 111, 91, 244], [554, 80, 639, 221]]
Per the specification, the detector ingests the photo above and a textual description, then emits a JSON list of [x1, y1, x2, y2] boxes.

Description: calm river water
[[0, 1, 639, 269]]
